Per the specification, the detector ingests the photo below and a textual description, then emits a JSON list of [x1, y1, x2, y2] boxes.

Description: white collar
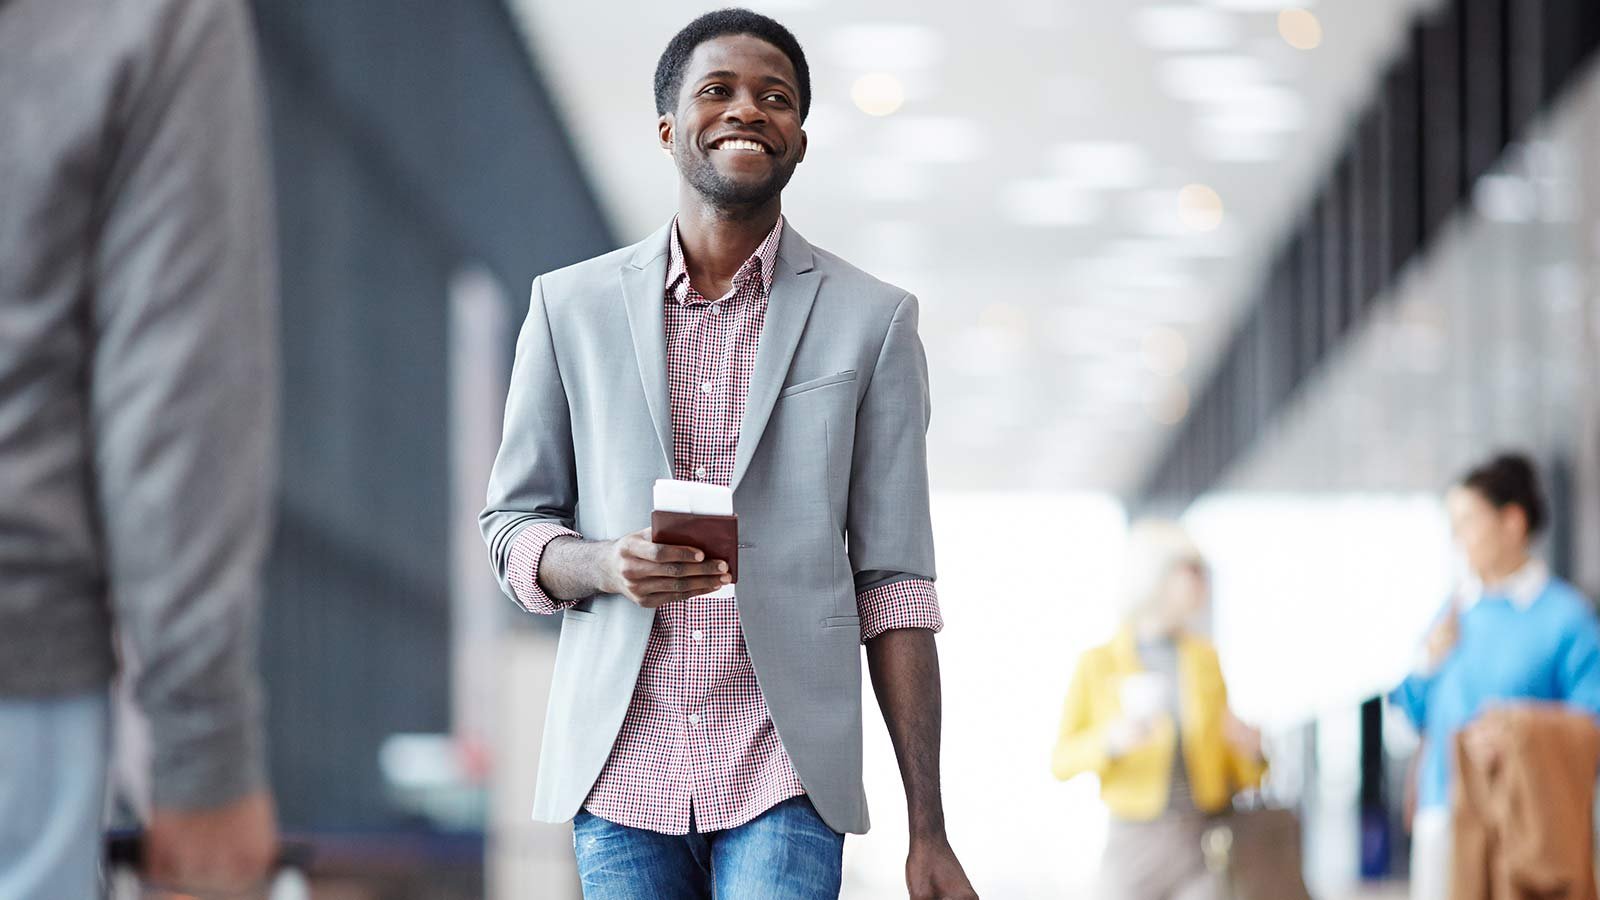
[[1460, 558, 1549, 611]]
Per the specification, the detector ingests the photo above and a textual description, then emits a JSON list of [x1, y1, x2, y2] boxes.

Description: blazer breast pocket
[[777, 370, 856, 399]]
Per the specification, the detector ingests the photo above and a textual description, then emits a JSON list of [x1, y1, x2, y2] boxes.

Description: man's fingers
[[634, 539, 708, 564], [633, 575, 731, 596], [626, 580, 733, 608], [619, 529, 701, 562]]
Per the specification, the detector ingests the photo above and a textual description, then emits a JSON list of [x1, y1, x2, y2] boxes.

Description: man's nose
[[725, 96, 767, 125]]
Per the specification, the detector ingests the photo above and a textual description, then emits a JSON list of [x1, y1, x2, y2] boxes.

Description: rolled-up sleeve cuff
[[508, 523, 582, 613], [152, 715, 267, 809], [857, 577, 943, 643]]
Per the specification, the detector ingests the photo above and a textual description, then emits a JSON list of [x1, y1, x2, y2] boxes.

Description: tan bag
[[1200, 807, 1313, 900]]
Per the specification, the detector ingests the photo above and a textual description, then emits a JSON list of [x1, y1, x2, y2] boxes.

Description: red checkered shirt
[[506, 216, 942, 834]]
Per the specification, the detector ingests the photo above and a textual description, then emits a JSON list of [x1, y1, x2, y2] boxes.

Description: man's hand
[[1461, 706, 1528, 772], [1222, 710, 1264, 760], [599, 527, 731, 608], [907, 836, 979, 900], [1425, 610, 1460, 671], [1105, 716, 1156, 758], [147, 789, 277, 894]]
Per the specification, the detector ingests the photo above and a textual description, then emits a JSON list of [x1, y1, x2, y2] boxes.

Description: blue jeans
[[0, 690, 109, 900], [573, 796, 845, 899]]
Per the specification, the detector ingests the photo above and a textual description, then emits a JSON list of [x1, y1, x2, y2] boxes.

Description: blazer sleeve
[[1053, 655, 1112, 780], [480, 276, 581, 606], [846, 293, 936, 587], [89, 0, 276, 810]]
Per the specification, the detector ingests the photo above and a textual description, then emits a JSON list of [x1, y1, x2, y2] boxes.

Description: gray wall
[[250, 0, 614, 828]]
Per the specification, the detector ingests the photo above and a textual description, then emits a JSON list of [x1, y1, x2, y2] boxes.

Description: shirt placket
[[683, 294, 724, 814]]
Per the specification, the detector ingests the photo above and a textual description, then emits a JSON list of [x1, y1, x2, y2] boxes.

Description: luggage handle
[[106, 830, 314, 871]]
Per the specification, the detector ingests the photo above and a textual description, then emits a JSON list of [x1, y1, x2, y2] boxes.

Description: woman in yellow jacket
[[1053, 520, 1265, 900]]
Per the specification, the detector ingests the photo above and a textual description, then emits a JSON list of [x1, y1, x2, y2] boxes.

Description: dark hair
[[1460, 452, 1547, 536], [654, 9, 811, 121]]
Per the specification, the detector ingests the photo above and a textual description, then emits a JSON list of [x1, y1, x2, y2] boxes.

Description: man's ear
[[659, 114, 675, 155], [1503, 503, 1531, 541], [796, 128, 807, 164]]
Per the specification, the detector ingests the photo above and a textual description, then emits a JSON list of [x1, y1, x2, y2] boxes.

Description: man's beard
[[678, 147, 796, 210]]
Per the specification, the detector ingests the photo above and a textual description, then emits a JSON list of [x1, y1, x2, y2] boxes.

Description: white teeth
[[718, 139, 767, 153]]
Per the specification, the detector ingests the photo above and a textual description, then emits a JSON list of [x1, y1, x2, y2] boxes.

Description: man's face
[[1447, 486, 1527, 579], [660, 34, 807, 208]]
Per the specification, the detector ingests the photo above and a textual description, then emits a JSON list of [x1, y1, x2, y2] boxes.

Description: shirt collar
[[1461, 558, 1549, 611], [665, 215, 784, 305]]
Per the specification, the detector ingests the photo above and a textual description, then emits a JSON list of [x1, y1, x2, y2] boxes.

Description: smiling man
[[480, 8, 977, 900]]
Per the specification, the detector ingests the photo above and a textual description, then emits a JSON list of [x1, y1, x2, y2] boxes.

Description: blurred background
[[173, 0, 1600, 896]]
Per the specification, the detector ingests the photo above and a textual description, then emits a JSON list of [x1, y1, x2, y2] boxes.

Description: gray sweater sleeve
[[91, 0, 278, 810]]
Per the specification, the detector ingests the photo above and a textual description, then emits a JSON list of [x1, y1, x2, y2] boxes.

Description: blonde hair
[[1120, 518, 1205, 622]]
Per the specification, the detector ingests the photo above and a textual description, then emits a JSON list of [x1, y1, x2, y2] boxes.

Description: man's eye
[[765, 94, 791, 105], [703, 86, 728, 96]]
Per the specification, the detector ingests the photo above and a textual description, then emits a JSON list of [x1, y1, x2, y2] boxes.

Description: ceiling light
[[1158, 55, 1271, 103], [999, 179, 1105, 227], [1108, 234, 1236, 262], [1143, 326, 1190, 376], [1133, 6, 1241, 51], [1197, 85, 1306, 132], [854, 158, 928, 202], [1051, 142, 1151, 190], [1205, 0, 1316, 9], [1178, 184, 1225, 232], [1278, 9, 1323, 50], [880, 116, 987, 163], [1074, 254, 1197, 293], [852, 73, 906, 117], [828, 24, 944, 70], [1194, 126, 1284, 162]]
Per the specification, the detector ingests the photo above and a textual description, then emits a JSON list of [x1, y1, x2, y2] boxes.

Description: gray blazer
[[0, 0, 275, 809], [481, 221, 936, 835]]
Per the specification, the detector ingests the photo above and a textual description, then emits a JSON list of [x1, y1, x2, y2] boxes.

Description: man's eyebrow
[[696, 70, 797, 91]]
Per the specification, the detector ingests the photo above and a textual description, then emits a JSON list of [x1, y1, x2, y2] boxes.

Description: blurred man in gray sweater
[[0, 0, 279, 894]]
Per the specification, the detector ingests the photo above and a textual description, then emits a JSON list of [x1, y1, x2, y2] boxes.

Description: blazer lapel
[[619, 223, 675, 475], [732, 225, 821, 492]]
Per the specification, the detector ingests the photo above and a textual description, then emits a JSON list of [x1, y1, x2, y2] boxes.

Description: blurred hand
[[907, 836, 979, 900], [1425, 610, 1460, 671], [600, 527, 731, 609], [1223, 710, 1263, 760], [147, 789, 277, 894], [1105, 716, 1156, 757], [1462, 713, 1511, 772]]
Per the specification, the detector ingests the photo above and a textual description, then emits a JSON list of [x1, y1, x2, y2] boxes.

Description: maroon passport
[[651, 511, 739, 583]]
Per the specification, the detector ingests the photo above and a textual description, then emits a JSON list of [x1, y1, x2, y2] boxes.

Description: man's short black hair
[[1461, 452, 1548, 535], [654, 8, 811, 121]]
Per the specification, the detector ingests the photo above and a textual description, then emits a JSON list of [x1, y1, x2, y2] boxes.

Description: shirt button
[[700, 381, 714, 395], [692, 630, 704, 642], [688, 713, 701, 726], [694, 467, 707, 480]]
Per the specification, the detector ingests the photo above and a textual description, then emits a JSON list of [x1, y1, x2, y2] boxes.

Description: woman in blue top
[[1390, 453, 1600, 900]]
